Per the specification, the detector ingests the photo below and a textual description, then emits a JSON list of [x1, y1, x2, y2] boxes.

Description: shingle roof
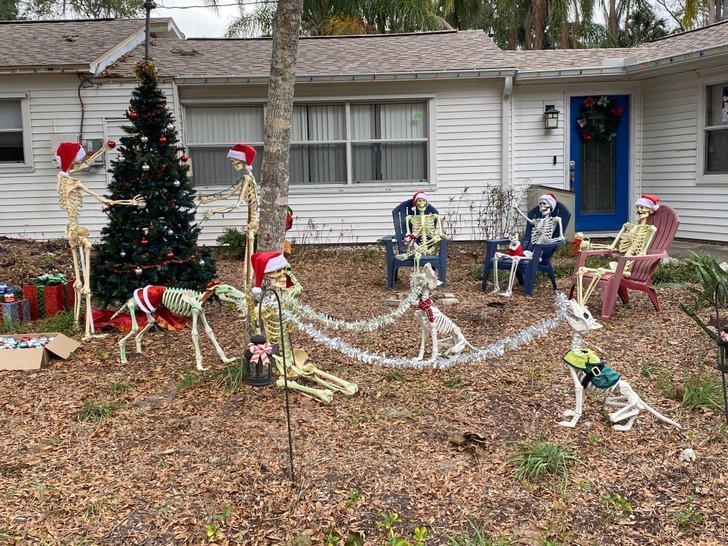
[[0, 19, 148, 69], [104, 30, 516, 78]]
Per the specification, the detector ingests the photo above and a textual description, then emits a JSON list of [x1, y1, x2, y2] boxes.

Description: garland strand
[[282, 274, 422, 332], [283, 292, 569, 369]]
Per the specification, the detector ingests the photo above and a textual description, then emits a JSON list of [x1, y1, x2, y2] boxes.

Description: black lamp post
[[544, 105, 560, 129], [715, 282, 728, 423]]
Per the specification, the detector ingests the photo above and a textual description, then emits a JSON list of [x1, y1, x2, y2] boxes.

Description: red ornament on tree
[[180, 154, 189, 162], [141, 238, 148, 245], [107, 140, 116, 149], [166, 252, 174, 259], [159, 136, 167, 145], [129, 111, 138, 120]]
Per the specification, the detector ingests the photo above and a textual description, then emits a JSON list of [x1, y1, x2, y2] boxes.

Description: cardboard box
[[0, 332, 80, 371]]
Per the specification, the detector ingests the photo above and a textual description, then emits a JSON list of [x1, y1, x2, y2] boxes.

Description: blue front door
[[569, 95, 630, 232]]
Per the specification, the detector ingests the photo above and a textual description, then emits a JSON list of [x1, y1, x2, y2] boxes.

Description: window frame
[[698, 76, 728, 185], [183, 94, 437, 190], [0, 93, 33, 172]]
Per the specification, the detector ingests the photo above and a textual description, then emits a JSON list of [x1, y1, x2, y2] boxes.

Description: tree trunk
[[258, 0, 303, 253]]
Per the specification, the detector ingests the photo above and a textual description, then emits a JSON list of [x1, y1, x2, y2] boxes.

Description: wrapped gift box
[[1, 299, 32, 324], [22, 277, 75, 320]]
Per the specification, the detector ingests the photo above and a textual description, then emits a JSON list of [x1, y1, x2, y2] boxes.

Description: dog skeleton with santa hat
[[249, 251, 358, 404], [197, 143, 259, 289], [491, 193, 564, 296], [575, 194, 660, 306], [55, 141, 145, 339]]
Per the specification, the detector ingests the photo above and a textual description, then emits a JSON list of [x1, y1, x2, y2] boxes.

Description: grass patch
[[673, 500, 704, 528], [180, 371, 202, 388], [443, 521, 513, 546], [220, 358, 248, 391], [445, 375, 464, 388], [77, 399, 118, 423], [35, 310, 76, 335], [110, 378, 133, 397], [679, 376, 724, 411], [651, 258, 700, 285], [0, 318, 27, 335], [469, 264, 485, 281], [508, 439, 579, 489]]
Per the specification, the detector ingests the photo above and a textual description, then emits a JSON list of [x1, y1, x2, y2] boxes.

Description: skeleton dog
[[113, 281, 247, 371], [559, 299, 680, 431], [414, 264, 475, 361]]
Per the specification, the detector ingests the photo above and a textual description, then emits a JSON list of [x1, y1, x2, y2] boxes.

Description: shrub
[[508, 439, 579, 489]]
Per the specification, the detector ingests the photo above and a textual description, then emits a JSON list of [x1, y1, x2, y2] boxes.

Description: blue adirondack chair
[[381, 199, 450, 289], [481, 202, 571, 296]]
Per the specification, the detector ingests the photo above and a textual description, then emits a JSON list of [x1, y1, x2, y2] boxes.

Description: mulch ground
[[0, 237, 726, 546]]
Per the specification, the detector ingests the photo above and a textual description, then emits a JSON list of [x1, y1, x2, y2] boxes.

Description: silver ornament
[[142, 227, 149, 235], [167, 123, 174, 131], [135, 267, 143, 275], [142, 163, 150, 171], [140, 136, 149, 143], [173, 180, 180, 187], [168, 229, 174, 236], [120, 250, 126, 257], [199, 259, 205, 266]]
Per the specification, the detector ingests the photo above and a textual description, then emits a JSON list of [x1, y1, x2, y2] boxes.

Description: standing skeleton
[[559, 299, 680, 431], [250, 252, 358, 404], [197, 144, 259, 290], [113, 282, 247, 371], [414, 264, 475, 361], [492, 194, 564, 296], [55, 141, 145, 339], [575, 195, 659, 306], [397, 192, 445, 272]]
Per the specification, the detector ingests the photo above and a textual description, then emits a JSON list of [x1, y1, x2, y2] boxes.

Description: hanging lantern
[[244, 333, 275, 386]]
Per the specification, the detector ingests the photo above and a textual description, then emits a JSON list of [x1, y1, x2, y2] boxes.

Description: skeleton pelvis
[[67, 225, 91, 241], [273, 348, 308, 368]]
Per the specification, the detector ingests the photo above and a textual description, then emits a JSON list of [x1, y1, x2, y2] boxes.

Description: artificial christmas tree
[[94, 60, 215, 306]]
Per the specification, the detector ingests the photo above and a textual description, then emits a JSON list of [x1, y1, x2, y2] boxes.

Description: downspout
[[501, 76, 513, 189]]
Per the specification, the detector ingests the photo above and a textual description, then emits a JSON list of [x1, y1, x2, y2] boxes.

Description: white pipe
[[501, 76, 513, 189]]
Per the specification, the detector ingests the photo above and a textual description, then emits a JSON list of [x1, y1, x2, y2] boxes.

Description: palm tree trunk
[[259, 0, 304, 252]]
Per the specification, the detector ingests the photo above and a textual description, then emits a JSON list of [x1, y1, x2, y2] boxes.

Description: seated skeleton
[[396, 191, 445, 271], [492, 193, 564, 297], [575, 194, 659, 306]]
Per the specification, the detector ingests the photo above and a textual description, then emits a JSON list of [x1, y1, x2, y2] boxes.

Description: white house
[[0, 18, 727, 245]]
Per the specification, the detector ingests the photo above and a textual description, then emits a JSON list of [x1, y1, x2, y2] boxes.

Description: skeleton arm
[[585, 222, 633, 251], [67, 146, 109, 175], [513, 206, 535, 225], [552, 217, 565, 242], [63, 175, 145, 208]]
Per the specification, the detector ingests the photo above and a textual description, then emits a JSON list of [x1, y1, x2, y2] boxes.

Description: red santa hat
[[250, 251, 289, 296], [635, 194, 660, 211], [133, 285, 167, 314], [54, 142, 86, 176], [227, 144, 256, 171], [538, 193, 557, 211], [411, 191, 430, 209]]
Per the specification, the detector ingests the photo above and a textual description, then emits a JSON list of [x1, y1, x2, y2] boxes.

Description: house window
[[705, 83, 728, 174], [185, 99, 429, 186], [0, 99, 25, 163]]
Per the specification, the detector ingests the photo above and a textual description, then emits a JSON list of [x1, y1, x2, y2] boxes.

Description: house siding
[[641, 67, 728, 243]]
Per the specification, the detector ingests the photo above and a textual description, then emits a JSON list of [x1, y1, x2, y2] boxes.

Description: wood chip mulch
[[0, 237, 726, 545]]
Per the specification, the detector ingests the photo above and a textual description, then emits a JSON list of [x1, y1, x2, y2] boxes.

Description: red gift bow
[[248, 341, 273, 364]]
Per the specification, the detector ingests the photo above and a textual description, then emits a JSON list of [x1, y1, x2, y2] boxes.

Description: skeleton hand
[[131, 195, 146, 209]]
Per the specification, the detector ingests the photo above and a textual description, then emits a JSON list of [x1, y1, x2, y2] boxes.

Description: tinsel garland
[[283, 292, 570, 369], [281, 275, 422, 332]]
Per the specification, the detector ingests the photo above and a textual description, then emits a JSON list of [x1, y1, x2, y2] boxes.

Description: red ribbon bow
[[248, 341, 273, 364], [419, 298, 435, 323]]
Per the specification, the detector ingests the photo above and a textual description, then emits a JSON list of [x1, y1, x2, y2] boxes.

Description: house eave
[[515, 66, 627, 81], [624, 45, 728, 75], [171, 68, 518, 85], [0, 65, 92, 75]]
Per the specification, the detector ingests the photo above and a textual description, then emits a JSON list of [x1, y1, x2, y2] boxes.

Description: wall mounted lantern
[[544, 105, 560, 129]]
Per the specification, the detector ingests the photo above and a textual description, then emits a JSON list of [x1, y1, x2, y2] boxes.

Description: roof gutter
[[171, 68, 518, 85], [516, 66, 627, 81], [0, 65, 93, 75], [624, 44, 728, 74]]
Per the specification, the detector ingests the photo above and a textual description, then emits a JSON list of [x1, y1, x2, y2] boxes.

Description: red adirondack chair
[[568, 205, 680, 318]]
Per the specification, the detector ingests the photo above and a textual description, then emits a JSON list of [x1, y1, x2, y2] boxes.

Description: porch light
[[544, 105, 560, 129], [244, 333, 276, 386]]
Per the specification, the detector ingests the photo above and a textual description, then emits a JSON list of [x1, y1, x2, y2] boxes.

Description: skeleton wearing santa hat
[[575, 194, 660, 306], [491, 194, 564, 296], [55, 141, 145, 339], [249, 251, 357, 404], [398, 191, 445, 272], [197, 143, 259, 289]]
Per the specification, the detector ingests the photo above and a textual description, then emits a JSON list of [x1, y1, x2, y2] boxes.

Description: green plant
[[215, 228, 249, 259], [0, 318, 27, 335], [77, 399, 118, 423], [377, 511, 402, 533], [324, 527, 341, 545], [205, 522, 223, 543], [679, 376, 724, 411], [385, 370, 404, 381], [508, 439, 579, 489], [651, 258, 700, 285], [673, 500, 704, 528], [35, 310, 76, 335], [469, 264, 484, 280], [445, 375, 464, 388], [345, 488, 363, 508], [602, 493, 633, 517], [110, 378, 132, 397], [221, 358, 247, 391], [180, 371, 201, 388], [443, 521, 513, 546]]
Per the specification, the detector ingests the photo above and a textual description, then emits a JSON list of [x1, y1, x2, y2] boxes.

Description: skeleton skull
[[415, 197, 428, 212], [565, 299, 603, 335], [230, 158, 247, 172], [635, 204, 654, 222], [265, 267, 288, 289], [538, 199, 553, 216]]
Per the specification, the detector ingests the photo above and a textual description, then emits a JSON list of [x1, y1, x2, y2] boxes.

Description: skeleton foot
[[498, 290, 513, 297], [448, 339, 467, 355], [196, 362, 210, 372], [612, 417, 637, 432], [558, 409, 581, 428]]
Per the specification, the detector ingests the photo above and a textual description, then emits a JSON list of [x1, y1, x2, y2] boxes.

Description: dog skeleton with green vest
[[560, 299, 680, 431]]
